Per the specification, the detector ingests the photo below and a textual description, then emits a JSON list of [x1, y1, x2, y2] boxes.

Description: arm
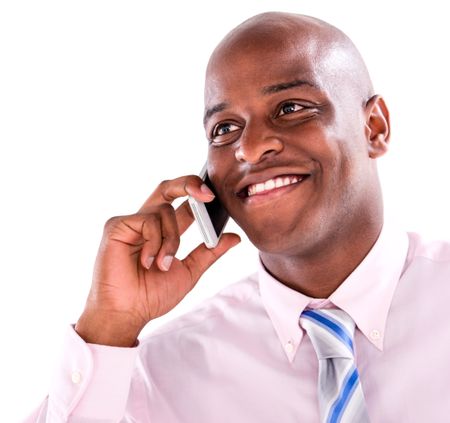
[[26, 176, 240, 422]]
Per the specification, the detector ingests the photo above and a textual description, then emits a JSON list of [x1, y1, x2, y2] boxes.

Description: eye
[[277, 102, 305, 117], [211, 122, 240, 141]]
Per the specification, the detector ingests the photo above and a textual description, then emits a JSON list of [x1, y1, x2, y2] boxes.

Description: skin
[[75, 12, 390, 346], [76, 181, 241, 346], [204, 12, 390, 297]]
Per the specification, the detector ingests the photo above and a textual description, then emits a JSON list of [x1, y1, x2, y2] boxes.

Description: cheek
[[311, 112, 364, 168], [207, 139, 242, 167], [206, 147, 221, 168], [207, 148, 236, 197], [320, 138, 370, 210], [207, 148, 228, 180]]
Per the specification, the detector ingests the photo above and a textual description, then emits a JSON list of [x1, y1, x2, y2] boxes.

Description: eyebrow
[[203, 102, 228, 126], [203, 79, 318, 125], [261, 79, 318, 94]]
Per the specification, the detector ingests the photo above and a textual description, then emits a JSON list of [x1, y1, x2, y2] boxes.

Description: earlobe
[[365, 95, 390, 158]]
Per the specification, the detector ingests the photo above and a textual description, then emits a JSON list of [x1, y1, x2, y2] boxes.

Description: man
[[28, 11, 450, 422]]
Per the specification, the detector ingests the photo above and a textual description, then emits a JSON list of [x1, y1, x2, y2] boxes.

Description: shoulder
[[400, 231, 450, 291], [406, 231, 450, 264]]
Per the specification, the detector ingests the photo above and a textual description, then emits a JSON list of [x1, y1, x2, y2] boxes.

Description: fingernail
[[161, 255, 174, 271], [145, 256, 154, 270], [200, 183, 215, 197]]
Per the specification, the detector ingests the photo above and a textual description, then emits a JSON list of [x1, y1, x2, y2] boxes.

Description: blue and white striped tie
[[299, 309, 370, 423]]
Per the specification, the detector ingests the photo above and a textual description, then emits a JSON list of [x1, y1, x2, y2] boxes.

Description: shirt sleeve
[[25, 325, 140, 422]]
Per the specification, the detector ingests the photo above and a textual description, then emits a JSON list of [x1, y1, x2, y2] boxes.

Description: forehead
[[204, 32, 327, 105]]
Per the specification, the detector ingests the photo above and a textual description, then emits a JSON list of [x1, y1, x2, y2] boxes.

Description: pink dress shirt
[[25, 219, 450, 422]]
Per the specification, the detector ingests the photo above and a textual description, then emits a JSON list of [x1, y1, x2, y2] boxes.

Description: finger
[[139, 214, 163, 270], [182, 233, 241, 283], [175, 199, 195, 235], [139, 175, 214, 213], [154, 204, 180, 271], [140, 200, 199, 270], [104, 214, 159, 247], [103, 214, 163, 270]]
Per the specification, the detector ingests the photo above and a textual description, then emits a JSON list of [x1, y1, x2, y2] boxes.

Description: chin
[[238, 221, 305, 254], [237, 211, 330, 256]]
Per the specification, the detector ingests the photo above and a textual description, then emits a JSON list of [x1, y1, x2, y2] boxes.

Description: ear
[[364, 95, 390, 158]]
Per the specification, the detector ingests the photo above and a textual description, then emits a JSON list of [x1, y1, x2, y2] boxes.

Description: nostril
[[264, 148, 280, 156], [235, 133, 283, 164], [235, 146, 282, 164]]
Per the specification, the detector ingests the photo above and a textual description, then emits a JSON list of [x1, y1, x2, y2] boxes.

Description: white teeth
[[247, 175, 305, 197], [264, 179, 275, 191]]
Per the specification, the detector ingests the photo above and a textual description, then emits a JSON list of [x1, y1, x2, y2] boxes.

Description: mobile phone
[[188, 163, 229, 248]]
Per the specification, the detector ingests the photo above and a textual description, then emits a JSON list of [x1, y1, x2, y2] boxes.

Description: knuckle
[[104, 215, 121, 231], [159, 179, 176, 202], [158, 179, 170, 190], [184, 175, 202, 190]]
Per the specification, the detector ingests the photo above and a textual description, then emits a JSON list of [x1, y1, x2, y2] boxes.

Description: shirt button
[[370, 329, 381, 340], [285, 340, 294, 353], [71, 371, 82, 384]]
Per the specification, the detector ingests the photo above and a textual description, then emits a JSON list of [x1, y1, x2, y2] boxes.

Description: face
[[204, 30, 380, 256]]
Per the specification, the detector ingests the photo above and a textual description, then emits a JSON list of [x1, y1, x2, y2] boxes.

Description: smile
[[232, 175, 310, 198], [247, 174, 306, 197]]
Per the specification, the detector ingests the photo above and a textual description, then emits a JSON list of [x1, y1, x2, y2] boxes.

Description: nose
[[234, 121, 284, 164]]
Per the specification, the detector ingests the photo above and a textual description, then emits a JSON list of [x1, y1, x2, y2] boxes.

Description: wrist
[[75, 309, 145, 347]]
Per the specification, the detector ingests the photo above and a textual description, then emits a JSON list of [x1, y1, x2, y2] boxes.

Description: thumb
[[182, 233, 241, 283]]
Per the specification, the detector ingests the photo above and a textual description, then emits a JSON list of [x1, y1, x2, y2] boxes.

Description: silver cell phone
[[188, 163, 229, 248]]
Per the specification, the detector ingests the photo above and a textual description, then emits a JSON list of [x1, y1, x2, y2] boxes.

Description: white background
[[1, 1, 449, 421]]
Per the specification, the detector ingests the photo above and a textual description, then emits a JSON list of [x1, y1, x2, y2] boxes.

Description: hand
[[75, 176, 241, 346]]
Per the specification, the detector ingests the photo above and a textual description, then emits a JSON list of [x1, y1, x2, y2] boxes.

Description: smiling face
[[204, 13, 389, 257]]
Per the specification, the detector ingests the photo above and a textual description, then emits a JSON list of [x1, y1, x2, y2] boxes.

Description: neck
[[259, 215, 383, 298]]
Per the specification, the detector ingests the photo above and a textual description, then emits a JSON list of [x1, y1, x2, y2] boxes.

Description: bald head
[[206, 12, 374, 109]]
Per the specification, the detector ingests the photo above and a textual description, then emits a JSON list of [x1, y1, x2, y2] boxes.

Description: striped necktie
[[299, 309, 370, 423]]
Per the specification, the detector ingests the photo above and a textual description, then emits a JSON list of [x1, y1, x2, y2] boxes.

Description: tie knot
[[299, 309, 356, 360]]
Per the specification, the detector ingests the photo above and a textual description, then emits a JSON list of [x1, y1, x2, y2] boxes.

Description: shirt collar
[[258, 218, 410, 362]]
